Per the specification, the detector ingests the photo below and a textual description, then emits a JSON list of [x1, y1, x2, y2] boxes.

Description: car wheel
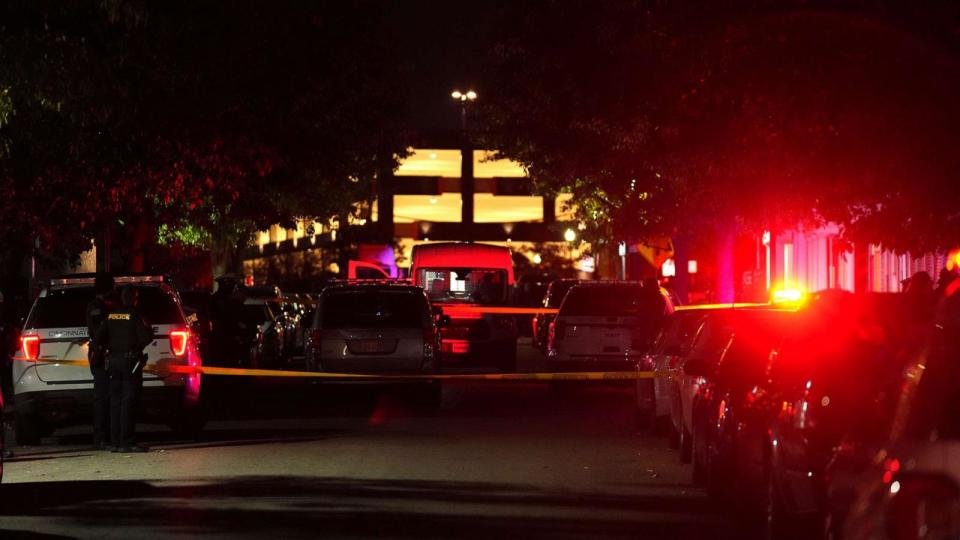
[[679, 425, 693, 464], [14, 412, 43, 446]]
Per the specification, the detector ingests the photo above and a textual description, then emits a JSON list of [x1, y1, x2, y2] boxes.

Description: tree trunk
[[126, 215, 151, 273], [715, 221, 736, 304], [210, 230, 245, 282]]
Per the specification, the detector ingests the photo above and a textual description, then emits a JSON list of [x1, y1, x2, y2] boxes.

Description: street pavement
[[1, 340, 741, 539]]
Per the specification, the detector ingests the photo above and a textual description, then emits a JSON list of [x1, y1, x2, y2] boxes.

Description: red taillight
[[21, 334, 39, 360], [169, 329, 189, 357]]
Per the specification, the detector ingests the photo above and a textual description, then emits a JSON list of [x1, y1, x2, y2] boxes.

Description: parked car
[[304, 282, 446, 406], [245, 285, 297, 358], [532, 279, 581, 354], [11, 274, 204, 444], [512, 272, 555, 338], [411, 242, 518, 372], [671, 308, 749, 464], [840, 287, 960, 540], [242, 302, 284, 368], [689, 308, 796, 496], [635, 307, 711, 434], [546, 281, 673, 374], [729, 292, 911, 538]]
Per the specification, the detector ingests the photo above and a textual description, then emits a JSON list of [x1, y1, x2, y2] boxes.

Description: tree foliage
[[480, 0, 960, 254], [0, 0, 410, 280]]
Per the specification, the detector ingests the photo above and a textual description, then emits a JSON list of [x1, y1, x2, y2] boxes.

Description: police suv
[[11, 275, 203, 445]]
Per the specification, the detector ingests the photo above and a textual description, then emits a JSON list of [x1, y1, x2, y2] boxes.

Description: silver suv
[[11, 275, 204, 445], [305, 282, 442, 375]]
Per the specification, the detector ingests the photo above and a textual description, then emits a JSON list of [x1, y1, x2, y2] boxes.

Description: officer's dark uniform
[[95, 288, 153, 451], [86, 291, 114, 449]]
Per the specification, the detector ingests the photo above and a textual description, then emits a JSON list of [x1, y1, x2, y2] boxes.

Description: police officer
[[85, 273, 115, 450], [95, 286, 154, 453]]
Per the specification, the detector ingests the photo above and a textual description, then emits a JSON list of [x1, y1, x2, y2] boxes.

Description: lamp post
[[452, 90, 478, 232], [451, 89, 477, 131]]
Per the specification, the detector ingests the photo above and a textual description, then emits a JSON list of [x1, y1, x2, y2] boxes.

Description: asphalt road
[[1, 340, 742, 539]]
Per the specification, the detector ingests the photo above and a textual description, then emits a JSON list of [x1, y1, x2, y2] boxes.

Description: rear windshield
[[655, 312, 705, 354], [321, 290, 427, 329], [545, 281, 577, 308], [420, 268, 508, 305], [243, 304, 275, 325], [560, 285, 664, 317], [26, 286, 184, 329]]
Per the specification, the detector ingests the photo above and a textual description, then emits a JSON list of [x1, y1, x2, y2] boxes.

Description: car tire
[[679, 425, 693, 464], [14, 412, 43, 446]]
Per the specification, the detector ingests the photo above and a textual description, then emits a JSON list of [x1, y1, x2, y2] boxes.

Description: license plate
[[353, 340, 386, 353]]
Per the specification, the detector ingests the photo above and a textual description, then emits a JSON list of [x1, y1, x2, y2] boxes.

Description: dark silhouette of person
[[95, 286, 154, 452], [85, 273, 116, 450]]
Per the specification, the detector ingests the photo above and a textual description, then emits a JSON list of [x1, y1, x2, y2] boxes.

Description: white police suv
[[11, 274, 203, 445]]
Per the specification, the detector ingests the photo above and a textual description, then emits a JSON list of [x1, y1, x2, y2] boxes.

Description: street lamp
[[564, 228, 577, 242], [451, 89, 478, 130]]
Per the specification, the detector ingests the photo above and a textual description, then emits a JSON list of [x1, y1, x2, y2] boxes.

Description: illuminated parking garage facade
[[244, 137, 581, 278]]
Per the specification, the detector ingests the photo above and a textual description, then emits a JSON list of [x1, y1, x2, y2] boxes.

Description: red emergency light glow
[[169, 329, 190, 357], [21, 334, 39, 360], [772, 287, 805, 304]]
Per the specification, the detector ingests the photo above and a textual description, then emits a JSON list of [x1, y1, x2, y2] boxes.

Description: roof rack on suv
[[326, 278, 413, 286], [49, 274, 171, 288]]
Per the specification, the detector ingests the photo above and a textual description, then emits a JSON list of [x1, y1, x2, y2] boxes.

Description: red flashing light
[[882, 458, 901, 484], [21, 334, 39, 360], [169, 329, 189, 357]]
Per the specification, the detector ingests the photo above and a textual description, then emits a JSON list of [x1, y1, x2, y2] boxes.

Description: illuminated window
[[473, 150, 526, 178], [394, 149, 462, 178], [376, 194, 463, 223], [475, 194, 543, 223]]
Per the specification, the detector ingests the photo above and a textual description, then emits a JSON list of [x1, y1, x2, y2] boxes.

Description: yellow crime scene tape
[[14, 358, 657, 381]]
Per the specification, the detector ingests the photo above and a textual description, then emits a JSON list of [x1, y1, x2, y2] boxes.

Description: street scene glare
[[1, 2, 960, 539]]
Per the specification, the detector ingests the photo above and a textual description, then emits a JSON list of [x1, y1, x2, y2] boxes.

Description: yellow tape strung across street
[[439, 306, 559, 315], [15, 358, 657, 381]]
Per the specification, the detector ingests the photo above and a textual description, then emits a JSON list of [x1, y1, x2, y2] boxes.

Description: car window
[[26, 286, 184, 328], [545, 281, 577, 308], [561, 285, 664, 317], [243, 304, 275, 326], [322, 290, 427, 329], [420, 268, 507, 305]]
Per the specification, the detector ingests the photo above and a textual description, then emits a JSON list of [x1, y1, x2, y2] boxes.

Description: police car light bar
[[50, 275, 167, 287]]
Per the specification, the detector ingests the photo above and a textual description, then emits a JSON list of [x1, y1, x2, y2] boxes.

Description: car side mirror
[[438, 315, 452, 328], [683, 356, 711, 377]]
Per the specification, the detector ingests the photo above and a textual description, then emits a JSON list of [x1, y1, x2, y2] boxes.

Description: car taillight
[[169, 329, 190, 357], [531, 316, 539, 336], [21, 334, 39, 360]]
